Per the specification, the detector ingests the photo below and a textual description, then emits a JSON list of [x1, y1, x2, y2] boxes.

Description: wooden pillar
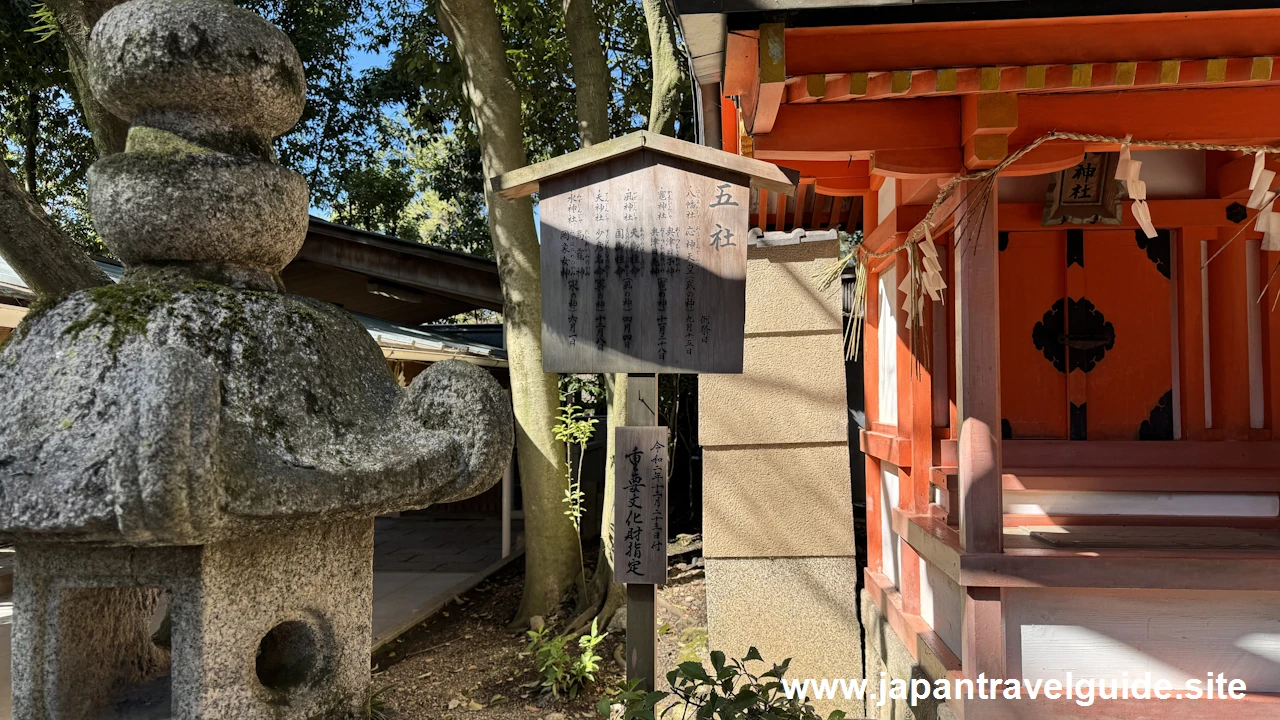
[[953, 180, 1003, 554], [962, 587, 1005, 680], [1209, 226, 1252, 438], [700, 82, 723, 151], [501, 451, 513, 558]]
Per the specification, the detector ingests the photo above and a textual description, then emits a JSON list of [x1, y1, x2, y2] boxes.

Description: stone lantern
[[0, 1, 513, 718]]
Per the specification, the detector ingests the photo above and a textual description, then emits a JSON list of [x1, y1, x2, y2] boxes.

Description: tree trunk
[[0, 0, 121, 300], [574, 0, 692, 627], [437, 0, 584, 627], [0, 163, 111, 297], [46, 0, 129, 157], [561, 0, 629, 627], [562, 0, 610, 147], [591, 373, 628, 621], [642, 0, 684, 136], [24, 88, 39, 198]]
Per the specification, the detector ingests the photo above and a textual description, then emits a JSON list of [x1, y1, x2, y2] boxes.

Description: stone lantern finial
[[87, 0, 310, 291], [0, 1, 514, 718]]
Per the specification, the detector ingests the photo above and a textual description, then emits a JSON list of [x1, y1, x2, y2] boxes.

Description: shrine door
[[999, 228, 1175, 441]]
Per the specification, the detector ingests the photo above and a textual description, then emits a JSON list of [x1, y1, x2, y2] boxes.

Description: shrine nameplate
[[613, 426, 669, 585], [539, 150, 749, 373]]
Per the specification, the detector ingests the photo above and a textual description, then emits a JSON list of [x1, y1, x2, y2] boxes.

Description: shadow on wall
[[540, 223, 746, 374]]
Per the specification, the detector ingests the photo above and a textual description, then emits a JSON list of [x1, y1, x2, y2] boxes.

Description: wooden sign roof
[[490, 130, 797, 200]]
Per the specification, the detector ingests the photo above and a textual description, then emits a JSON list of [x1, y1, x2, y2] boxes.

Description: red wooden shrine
[[705, 6, 1280, 718]]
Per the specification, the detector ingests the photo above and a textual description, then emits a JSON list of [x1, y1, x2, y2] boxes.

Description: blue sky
[[323, 32, 543, 241]]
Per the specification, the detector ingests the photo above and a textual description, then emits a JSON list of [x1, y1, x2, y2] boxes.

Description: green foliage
[[330, 127, 493, 256], [25, 3, 56, 42], [348, 0, 694, 254], [560, 373, 605, 412], [554, 386, 598, 531], [3, 0, 388, 255], [370, 0, 655, 162], [1, 0, 100, 253], [406, 133, 490, 254], [604, 648, 848, 720], [598, 678, 665, 720], [238, 0, 390, 208], [526, 619, 608, 699]]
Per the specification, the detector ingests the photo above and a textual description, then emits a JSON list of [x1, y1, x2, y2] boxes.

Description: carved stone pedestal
[[14, 520, 373, 720]]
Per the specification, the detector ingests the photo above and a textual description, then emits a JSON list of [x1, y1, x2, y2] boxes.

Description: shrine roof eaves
[[673, 0, 1280, 30], [489, 130, 797, 200]]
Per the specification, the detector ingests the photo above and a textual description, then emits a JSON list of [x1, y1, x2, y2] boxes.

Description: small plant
[[600, 647, 847, 720], [527, 618, 608, 699], [365, 683, 396, 720], [554, 389, 597, 530], [27, 4, 59, 42], [599, 678, 664, 720]]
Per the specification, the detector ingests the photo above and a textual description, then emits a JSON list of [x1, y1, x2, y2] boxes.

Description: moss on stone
[[15, 291, 69, 341], [63, 283, 175, 352], [125, 126, 217, 158]]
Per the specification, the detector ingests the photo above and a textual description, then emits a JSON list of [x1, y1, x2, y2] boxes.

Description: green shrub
[[527, 619, 608, 699], [600, 647, 847, 720]]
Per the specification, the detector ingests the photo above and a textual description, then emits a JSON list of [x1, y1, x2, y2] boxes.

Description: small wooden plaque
[[613, 426, 669, 584], [1043, 152, 1126, 226], [539, 151, 749, 374]]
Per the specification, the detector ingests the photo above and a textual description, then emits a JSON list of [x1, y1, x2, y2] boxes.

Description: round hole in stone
[[255, 620, 320, 692]]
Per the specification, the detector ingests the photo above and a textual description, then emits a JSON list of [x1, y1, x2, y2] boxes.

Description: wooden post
[[954, 180, 1003, 554], [962, 587, 1005, 681], [501, 449, 513, 558], [625, 373, 659, 691], [502, 389, 514, 558]]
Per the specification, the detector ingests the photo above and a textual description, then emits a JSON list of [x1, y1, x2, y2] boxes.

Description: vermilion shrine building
[[675, 2, 1280, 718]]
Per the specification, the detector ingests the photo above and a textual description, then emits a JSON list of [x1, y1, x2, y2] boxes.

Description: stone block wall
[[862, 590, 952, 720], [701, 239, 863, 718]]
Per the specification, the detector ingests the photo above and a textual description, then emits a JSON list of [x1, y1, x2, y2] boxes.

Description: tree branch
[[24, 88, 39, 198], [0, 162, 111, 297], [642, 0, 684, 136], [46, 0, 129, 156], [562, 0, 610, 147], [0, 0, 120, 300]]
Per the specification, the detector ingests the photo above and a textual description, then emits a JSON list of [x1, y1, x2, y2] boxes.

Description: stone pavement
[[375, 514, 505, 573], [371, 514, 518, 648]]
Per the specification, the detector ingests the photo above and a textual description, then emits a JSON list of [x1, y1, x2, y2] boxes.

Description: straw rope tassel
[[817, 130, 1280, 368]]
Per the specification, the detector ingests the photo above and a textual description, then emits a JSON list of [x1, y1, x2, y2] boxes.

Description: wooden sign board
[[539, 151, 750, 374], [1043, 152, 1125, 226], [613, 426, 669, 585]]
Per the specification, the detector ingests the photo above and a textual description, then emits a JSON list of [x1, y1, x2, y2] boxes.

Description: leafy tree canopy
[[343, 0, 694, 257], [2, 0, 693, 260], [1, 0, 97, 251]]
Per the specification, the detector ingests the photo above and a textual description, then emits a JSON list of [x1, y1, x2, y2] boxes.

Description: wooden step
[[930, 466, 1279, 493]]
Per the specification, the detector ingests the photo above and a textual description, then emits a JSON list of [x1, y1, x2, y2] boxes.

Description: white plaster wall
[[879, 463, 900, 588], [1003, 490, 1280, 517], [877, 264, 898, 426], [878, 177, 896, 225], [918, 558, 963, 658], [997, 150, 1207, 203], [1006, 588, 1280, 692]]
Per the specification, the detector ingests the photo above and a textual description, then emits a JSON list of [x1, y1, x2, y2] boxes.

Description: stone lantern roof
[[0, 0, 514, 547]]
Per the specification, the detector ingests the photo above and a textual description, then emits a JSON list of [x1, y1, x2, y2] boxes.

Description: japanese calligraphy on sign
[[539, 150, 750, 373], [613, 426, 669, 585], [1043, 151, 1125, 227]]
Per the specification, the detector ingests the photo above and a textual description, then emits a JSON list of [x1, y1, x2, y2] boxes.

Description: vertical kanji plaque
[[613, 426, 669, 584]]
